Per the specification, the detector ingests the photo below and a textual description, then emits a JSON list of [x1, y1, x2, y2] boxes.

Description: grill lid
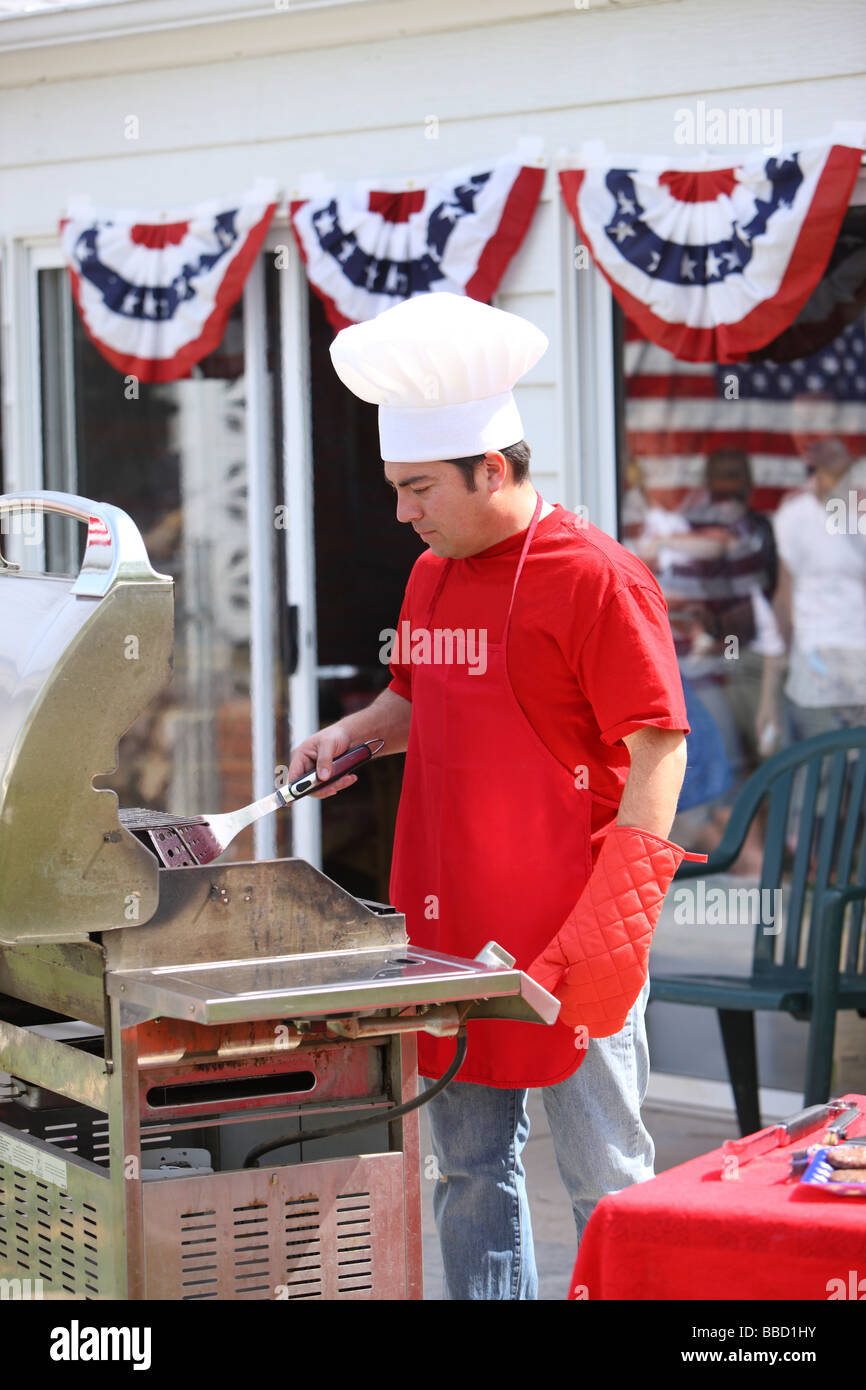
[[0, 493, 173, 945]]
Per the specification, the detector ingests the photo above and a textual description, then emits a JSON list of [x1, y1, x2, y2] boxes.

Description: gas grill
[[0, 492, 558, 1301]]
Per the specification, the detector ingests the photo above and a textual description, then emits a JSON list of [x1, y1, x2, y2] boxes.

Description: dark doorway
[[307, 288, 422, 901]]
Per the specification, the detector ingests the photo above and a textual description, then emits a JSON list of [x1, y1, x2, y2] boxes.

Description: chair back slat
[[835, 747, 866, 882], [753, 768, 793, 971], [805, 749, 849, 972], [843, 753, 866, 974], [844, 908, 866, 976], [783, 758, 822, 968]]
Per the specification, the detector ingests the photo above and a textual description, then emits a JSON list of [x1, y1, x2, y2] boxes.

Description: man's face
[[707, 463, 749, 502], [384, 456, 502, 558]]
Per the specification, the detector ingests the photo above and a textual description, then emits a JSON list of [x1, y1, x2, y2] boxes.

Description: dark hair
[[447, 440, 532, 490], [706, 448, 751, 482]]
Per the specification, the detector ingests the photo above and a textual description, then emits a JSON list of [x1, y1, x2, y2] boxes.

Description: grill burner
[[0, 492, 559, 1300]]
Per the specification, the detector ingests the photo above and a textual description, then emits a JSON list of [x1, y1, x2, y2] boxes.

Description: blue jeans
[[421, 977, 655, 1300]]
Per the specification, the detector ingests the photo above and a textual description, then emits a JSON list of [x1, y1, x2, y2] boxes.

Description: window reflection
[[39, 269, 256, 858], [618, 299, 866, 861]]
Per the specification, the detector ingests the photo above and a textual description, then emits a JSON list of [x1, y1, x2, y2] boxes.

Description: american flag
[[623, 314, 866, 514]]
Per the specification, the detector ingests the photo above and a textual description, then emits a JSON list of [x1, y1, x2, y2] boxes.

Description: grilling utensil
[[120, 739, 384, 868], [721, 1097, 851, 1167]]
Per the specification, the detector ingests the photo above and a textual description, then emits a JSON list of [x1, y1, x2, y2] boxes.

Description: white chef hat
[[329, 292, 548, 463]]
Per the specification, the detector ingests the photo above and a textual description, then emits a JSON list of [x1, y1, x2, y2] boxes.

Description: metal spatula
[[119, 739, 383, 868]]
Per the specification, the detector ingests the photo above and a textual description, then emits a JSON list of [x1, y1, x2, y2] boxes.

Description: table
[[569, 1093, 866, 1300]]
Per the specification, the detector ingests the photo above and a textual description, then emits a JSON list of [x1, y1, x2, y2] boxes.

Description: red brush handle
[[328, 743, 375, 778], [287, 740, 383, 800]]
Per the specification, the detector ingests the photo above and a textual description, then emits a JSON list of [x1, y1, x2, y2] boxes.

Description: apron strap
[[422, 558, 453, 630], [422, 493, 545, 633], [502, 493, 544, 644]]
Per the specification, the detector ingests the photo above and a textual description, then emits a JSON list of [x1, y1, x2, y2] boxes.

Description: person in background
[[759, 432, 866, 747], [677, 449, 779, 767], [630, 451, 779, 864]]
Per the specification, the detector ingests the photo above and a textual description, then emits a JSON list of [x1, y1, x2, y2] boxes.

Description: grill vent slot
[[282, 1196, 323, 1300], [232, 1200, 272, 1298], [0, 1167, 6, 1265], [35, 1180, 53, 1284], [335, 1190, 373, 1294], [179, 1207, 219, 1301]]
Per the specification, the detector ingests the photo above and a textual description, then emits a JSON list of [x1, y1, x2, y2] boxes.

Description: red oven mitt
[[528, 824, 707, 1037]]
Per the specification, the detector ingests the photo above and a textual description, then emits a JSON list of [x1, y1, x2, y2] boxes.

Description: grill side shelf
[[105, 948, 559, 1028]]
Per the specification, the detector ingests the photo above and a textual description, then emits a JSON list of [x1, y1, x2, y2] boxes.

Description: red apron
[[389, 496, 594, 1088]]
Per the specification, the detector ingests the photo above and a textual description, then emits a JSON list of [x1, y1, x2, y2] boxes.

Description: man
[[636, 448, 780, 863], [678, 449, 778, 647], [288, 293, 694, 1300]]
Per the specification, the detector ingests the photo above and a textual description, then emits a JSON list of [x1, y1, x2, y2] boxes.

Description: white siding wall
[[0, 0, 863, 507]]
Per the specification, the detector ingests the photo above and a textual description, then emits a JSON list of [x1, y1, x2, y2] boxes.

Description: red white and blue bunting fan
[[559, 133, 865, 363], [59, 182, 278, 382], [746, 203, 866, 362], [290, 155, 545, 331]]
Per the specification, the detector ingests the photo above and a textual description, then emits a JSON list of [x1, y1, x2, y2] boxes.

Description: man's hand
[[287, 687, 412, 799], [287, 723, 359, 799]]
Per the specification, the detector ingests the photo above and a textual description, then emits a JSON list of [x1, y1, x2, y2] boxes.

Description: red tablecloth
[[570, 1093, 866, 1300]]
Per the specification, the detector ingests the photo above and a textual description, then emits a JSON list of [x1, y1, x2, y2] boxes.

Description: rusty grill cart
[[0, 493, 558, 1302]]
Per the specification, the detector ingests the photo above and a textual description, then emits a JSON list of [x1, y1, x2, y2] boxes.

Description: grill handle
[[0, 490, 171, 597]]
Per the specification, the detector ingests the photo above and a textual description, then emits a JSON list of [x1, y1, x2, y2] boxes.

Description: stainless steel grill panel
[[0, 1128, 117, 1298], [142, 1155, 406, 1300]]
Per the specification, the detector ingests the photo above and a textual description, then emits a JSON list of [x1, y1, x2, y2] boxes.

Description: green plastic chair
[[651, 727, 866, 1135]]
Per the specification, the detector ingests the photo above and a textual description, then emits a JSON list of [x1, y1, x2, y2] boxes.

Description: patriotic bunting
[[747, 204, 866, 362], [560, 139, 864, 363], [290, 157, 545, 331], [60, 186, 278, 382]]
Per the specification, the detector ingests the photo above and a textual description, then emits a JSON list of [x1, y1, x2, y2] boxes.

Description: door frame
[[268, 223, 322, 866]]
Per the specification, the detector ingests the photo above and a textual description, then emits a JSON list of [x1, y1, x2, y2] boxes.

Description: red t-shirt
[[388, 504, 689, 843]]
